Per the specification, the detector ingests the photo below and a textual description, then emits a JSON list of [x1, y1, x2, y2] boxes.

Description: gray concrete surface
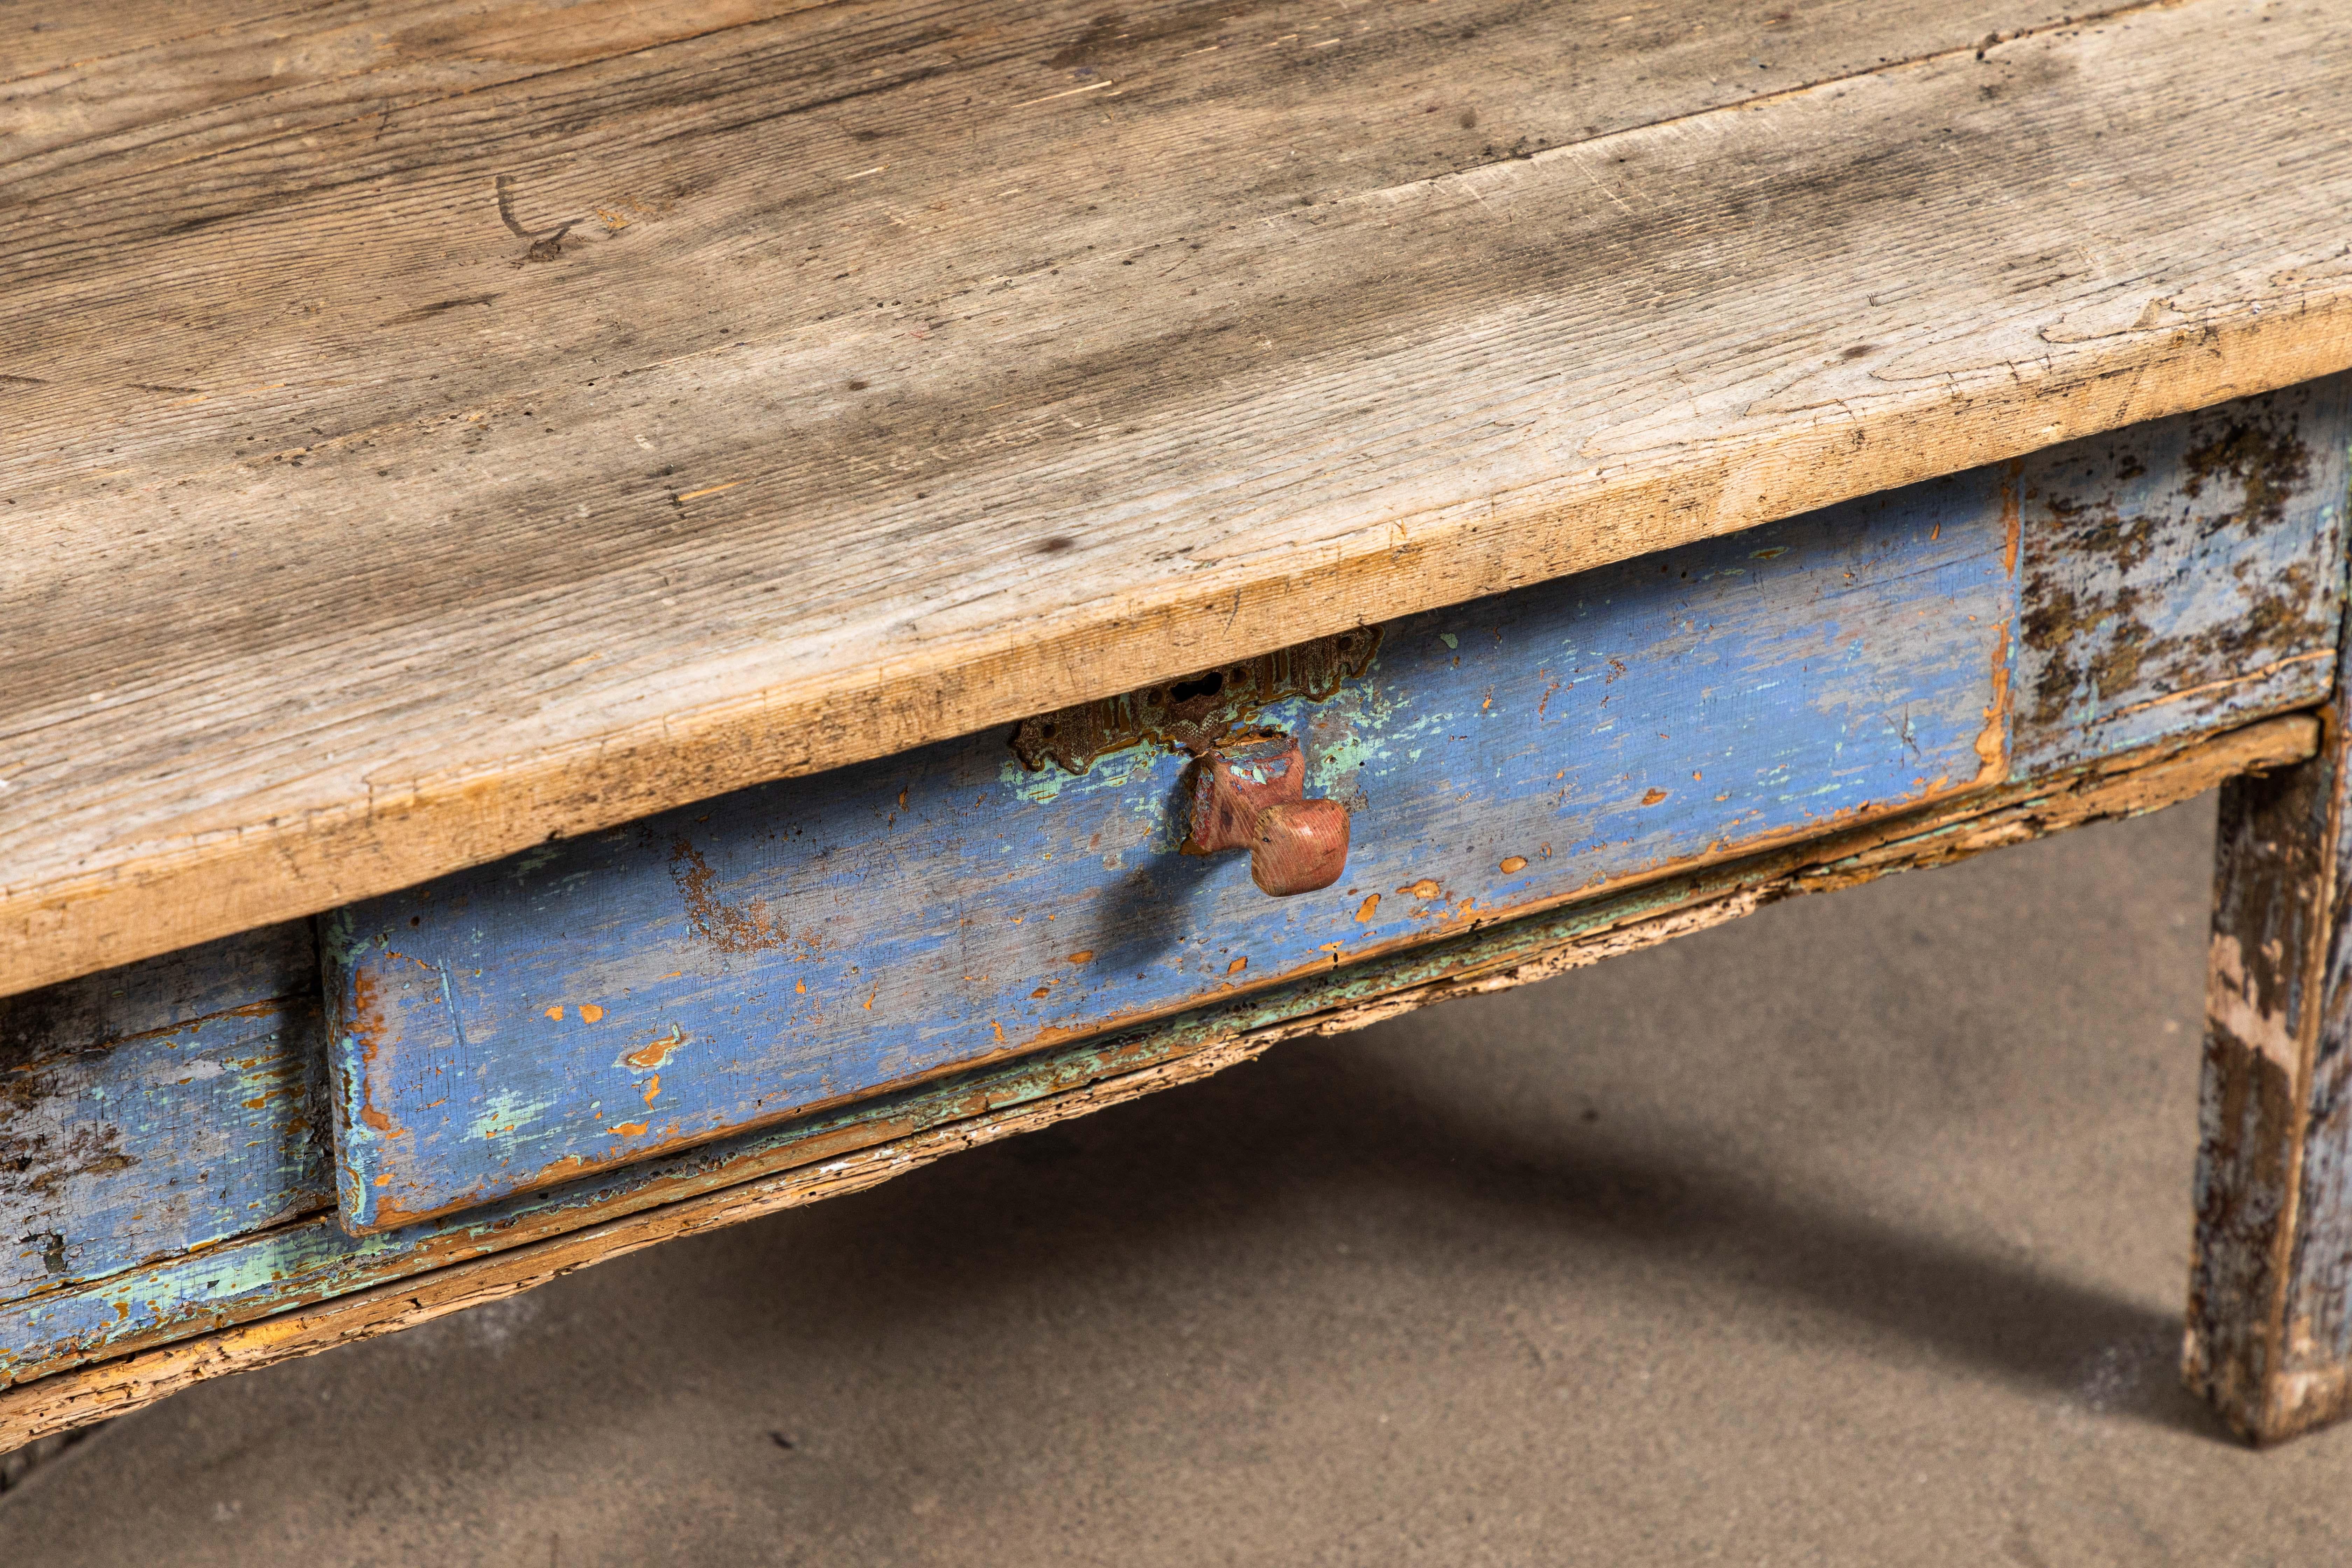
[[7, 793, 2352, 1564]]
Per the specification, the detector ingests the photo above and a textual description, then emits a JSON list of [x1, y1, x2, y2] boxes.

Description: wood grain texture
[[7, 0, 2351, 996], [0, 710, 2316, 1447], [2186, 654, 2352, 1444]]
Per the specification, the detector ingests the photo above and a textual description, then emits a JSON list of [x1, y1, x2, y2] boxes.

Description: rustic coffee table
[[6, 0, 2351, 1448]]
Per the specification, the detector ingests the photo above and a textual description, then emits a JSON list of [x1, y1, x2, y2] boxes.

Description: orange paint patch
[[373, 1174, 392, 1187], [1227, 957, 1247, 975], [1029, 986, 1052, 999], [643, 1074, 661, 1106], [607, 1121, 650, 1137], [623, 1029, 686, 1071], [794, 979, 807, 994], [1640, 788, 1669, 805], [1065, 950, 1095, 965], [1974, 617, 2012, 784], [1354, 893, 1381, 923], [1499, 856, 1527, 874], [579, 1003, 605, 1023], [1400, 879, 1443, 900], [992, 1020, 1007, 1043], [863, 991, 877, 1010], [544, 1004, 564, 1021]]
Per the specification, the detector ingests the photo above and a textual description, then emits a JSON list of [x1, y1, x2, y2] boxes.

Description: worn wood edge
[[0, 709, 2316, 1449], [14, 287, 2352, 1002]]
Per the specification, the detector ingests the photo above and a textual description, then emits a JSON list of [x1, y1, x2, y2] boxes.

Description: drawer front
[[325, 382, 2350, 1234], [328, 474, 2015, 1230]]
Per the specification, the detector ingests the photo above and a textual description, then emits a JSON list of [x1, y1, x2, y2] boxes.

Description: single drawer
[[326, 382, 2349, 1233]]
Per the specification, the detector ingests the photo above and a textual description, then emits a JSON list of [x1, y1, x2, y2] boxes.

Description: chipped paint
[[621, 1027, 686, 1073], [2014, 379, 2347, 774], [2208, 931, 2301, 1077], [669, 840, 793, 955]]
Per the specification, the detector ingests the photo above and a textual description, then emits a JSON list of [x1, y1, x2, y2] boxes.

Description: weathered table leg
[[2188, 700, 2352, 1443]]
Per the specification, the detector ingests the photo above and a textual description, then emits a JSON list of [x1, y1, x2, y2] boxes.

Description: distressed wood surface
[[2187, 651, 2352, 1443], [2015, 381, 2352, 774], [8, 0, 2352, 997], [323, 384, 2347, 1231], [0, 925, 328, 1303], [0, 710, 2317, 1447]]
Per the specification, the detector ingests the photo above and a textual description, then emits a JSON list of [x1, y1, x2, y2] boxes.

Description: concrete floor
[[7, 792, 2352, 1564]]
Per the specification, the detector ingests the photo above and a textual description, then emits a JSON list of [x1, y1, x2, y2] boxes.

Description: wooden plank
[[0, 709, 2318, 1447], [328, 467, 2016, 1230], [0, 924, 329, 1303], [8, 0, 2352, 996]]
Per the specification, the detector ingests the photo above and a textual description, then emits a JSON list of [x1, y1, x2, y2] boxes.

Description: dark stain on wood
[[2012, 380, 2346, 772], [2182, 419, 2313, 530], [1010, 627, 1380, 774], [669, 838, 799, 956]]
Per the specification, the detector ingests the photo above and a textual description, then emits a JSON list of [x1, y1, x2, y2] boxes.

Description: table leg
[[2188, 702, 2352, 1443]]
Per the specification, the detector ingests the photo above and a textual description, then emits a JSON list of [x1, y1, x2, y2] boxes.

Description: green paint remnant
[[513, 844, 565, 879], [1001, 754, 1073, 805], [1439, 632, 1458, 650], [467, 1087, 543, 1143], [318, 908, 372, 968]]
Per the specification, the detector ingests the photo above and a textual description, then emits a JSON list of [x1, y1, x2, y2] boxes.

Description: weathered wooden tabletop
[[7, 0, 2351, 997]]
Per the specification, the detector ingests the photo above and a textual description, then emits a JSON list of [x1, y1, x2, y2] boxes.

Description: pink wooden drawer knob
[[1182, 731, 1350, 897]]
